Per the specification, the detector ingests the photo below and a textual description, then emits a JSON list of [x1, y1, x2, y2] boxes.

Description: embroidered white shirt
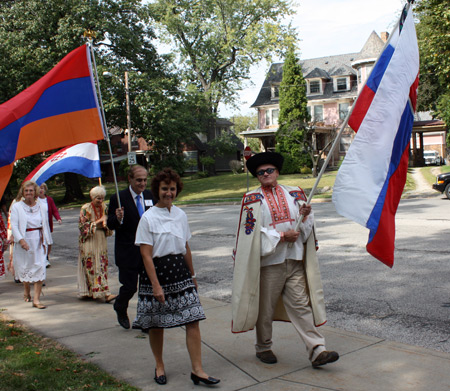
[[257, 185, 314, 267]]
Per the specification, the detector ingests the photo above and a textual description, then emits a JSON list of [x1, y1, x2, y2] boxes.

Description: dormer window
[[271, 85, 280, 99], [308, 80, 321, 94], [334, 77, 349, 92], [336, 77, 348, 91]]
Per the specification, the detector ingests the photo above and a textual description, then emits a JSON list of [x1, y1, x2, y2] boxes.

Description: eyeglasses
[[256, 168, 276, 176]]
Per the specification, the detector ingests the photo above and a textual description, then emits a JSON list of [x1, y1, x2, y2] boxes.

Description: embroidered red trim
[[262, 185, 294, 228]]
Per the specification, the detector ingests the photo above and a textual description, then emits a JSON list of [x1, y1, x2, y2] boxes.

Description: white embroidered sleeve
[[260, 227, 280, 256]]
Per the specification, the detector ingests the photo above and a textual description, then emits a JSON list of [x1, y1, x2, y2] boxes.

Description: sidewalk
[[1, 260, 449, 391]]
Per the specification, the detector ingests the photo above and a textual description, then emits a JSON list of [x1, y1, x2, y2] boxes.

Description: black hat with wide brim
[[246, 152, 284, 177]]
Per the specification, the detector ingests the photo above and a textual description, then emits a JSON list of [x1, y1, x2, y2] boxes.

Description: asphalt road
[[51, 194, 450, 354]]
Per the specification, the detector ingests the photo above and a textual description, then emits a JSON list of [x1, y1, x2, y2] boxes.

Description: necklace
[[24, 201, 37, 213], [91, 202, 103, 220]]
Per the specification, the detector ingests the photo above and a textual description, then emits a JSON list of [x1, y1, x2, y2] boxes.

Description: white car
[[423, 150, 441, 166]]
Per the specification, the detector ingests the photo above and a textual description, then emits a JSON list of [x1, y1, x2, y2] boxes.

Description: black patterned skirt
[[132, 253, 206, 329]]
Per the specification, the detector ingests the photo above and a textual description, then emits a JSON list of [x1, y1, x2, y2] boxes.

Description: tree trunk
[[62, 173, 85, 203]]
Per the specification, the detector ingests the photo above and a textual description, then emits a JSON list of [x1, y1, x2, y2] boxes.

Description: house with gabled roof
[[241, 30, 388, 167]]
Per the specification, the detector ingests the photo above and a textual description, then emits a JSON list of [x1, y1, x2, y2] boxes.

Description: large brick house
[[241, 30, 448, 167], [240, 31, 386, 167]]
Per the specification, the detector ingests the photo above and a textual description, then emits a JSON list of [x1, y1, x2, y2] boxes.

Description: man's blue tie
[[136, 195, 144, 217]]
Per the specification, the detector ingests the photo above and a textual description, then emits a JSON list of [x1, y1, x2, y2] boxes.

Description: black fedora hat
[[246, 152, 284, 177]]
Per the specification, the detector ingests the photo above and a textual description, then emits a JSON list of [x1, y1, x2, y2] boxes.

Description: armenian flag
[[0, 44, 105, 197]]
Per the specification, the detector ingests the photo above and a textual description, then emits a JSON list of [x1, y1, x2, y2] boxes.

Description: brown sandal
[[32, 303, 47, 309], [105, 294, 117, 303]]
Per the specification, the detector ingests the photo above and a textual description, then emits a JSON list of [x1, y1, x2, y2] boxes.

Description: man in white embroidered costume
[[232, 152, 339, 368]]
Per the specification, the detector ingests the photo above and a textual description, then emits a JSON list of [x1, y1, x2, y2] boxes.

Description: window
[[271, 85, 279, 99], [337, 78, 348, 91], [339, 103, 349, 120], [309, 80, 321, 94], [272, 109, 279, 125], [265, 108, 279, 126], [183, 151, 198, 172], [313, 105, 323, 122]]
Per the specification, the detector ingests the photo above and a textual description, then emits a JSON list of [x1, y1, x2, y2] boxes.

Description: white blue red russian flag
[[332, 4, 419, 267], [25, 141, 101, 185]]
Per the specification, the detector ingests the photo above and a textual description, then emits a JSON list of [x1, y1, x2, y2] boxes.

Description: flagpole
[[292, 0, 413, 235], [86, 39, 122, 209]]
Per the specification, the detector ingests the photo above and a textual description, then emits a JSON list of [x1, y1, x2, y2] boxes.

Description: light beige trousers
[[255, 259, 326, 361]]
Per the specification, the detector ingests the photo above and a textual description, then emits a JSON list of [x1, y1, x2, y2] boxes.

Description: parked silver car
[[424, 150, 441, 165]]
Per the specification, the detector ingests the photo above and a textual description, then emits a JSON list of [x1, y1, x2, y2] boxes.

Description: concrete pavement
[[1, 260, 449, 391]]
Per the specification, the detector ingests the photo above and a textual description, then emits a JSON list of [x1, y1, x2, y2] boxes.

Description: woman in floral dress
[[77, 186, 116, 302]]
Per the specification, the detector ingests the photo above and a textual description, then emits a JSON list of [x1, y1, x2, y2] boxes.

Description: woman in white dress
[[134, 168, 219, 386], [10, 181, 51, 309]]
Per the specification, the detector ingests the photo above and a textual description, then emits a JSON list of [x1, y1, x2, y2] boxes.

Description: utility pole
[[124, 71, 132, 153]]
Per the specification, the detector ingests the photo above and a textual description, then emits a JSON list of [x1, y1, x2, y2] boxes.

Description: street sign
[[127, 151, 137, 165], [243, 146, 252, 160]]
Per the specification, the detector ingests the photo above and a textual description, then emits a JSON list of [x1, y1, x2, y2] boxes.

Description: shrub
[[280, 153, 301, 174], [300, 166, 312, 175]]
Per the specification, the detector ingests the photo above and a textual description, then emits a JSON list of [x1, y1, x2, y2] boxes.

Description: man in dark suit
[[107, 165, 154, 329]]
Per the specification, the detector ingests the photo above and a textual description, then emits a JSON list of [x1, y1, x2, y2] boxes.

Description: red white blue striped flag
[[332, 4, 419, 267], [25, 141, 101, 185]]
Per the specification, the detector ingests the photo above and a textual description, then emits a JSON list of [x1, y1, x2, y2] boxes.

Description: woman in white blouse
[[10, 181, 51, 309], [134, 168, 219, 387]]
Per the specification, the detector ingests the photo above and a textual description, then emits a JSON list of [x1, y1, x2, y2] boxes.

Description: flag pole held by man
[[0, 44, 105, 198], [332, 2, 419, 268]]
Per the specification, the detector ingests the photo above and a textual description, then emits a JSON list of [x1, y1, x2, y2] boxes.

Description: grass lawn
[[420, 165, 450, 186], [0, 312, 138, 391]]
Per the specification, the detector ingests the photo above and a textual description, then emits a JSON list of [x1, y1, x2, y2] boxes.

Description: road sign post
[[243, 146, 252, 192]]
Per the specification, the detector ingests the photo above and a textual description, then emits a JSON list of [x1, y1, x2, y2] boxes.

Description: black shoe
[[115, 309, 130, 329], [256, 350, 277, 364], [154, 368, 167, 385], [312, 350, 339, 368], [191, 373, 220, 386]]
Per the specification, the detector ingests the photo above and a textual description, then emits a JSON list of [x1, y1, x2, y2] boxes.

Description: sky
[[218, 0, 406, 118]]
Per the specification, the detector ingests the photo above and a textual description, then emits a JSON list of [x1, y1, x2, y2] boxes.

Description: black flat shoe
[[191, 373, 220, 385], [114, 309, 130, 329], [154, 368, 167, 385]]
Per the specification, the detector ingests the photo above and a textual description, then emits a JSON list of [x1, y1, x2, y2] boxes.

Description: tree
[[0, 0, 186, 196], [275, 46, 311, 173], [232, 113, 260, 152], [148, 0, 297, 114], [137, 85, 212, 174], [415, 0, 450, 148]]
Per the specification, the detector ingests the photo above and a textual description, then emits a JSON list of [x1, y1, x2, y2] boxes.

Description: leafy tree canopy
[[148, 0, 297, 113]]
